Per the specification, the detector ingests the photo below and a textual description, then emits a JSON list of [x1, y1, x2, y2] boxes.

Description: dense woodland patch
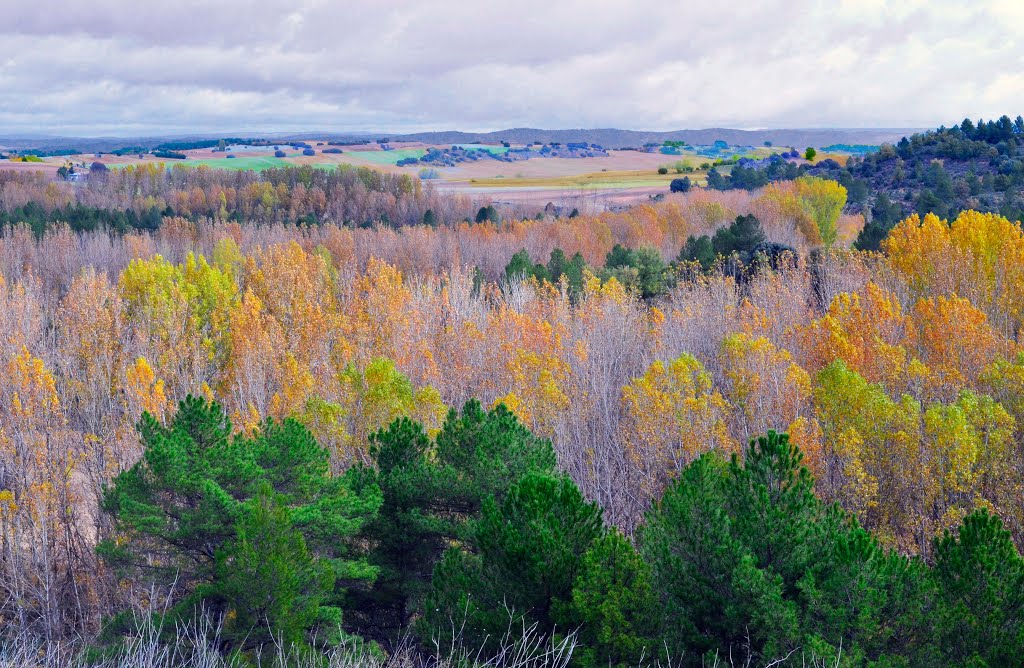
[[1, 119, 1024, 666]]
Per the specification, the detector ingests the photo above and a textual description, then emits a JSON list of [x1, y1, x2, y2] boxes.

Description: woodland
[[1, 130, 1024, 666]]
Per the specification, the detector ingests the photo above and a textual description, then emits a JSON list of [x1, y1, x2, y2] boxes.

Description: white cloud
[[1, 0, 1021, 135]]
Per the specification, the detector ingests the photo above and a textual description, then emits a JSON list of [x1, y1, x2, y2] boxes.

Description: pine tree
[[569, 530, 658, 668], [211, 486, 337, 649], [421, 472, 603, 655], [99, 396, 381, 652], [931, 508, 1024, 666], [353, 401, 557, 642], [642, 432, 924, 665]]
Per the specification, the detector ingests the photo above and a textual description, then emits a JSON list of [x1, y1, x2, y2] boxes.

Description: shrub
[[670, 177, 691, 193], [275, 150, 287, 158]]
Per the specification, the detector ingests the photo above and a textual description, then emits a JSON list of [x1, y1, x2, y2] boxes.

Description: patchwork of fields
[[2, 138, 860, 209]]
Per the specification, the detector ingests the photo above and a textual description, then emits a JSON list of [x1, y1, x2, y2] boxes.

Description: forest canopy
[[2, 121, 1024, 666]]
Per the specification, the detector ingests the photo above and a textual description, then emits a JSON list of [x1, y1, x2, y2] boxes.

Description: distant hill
[[0, 133, 376, 155], [0, 128, 921, 154], [391, 127, 923, 149]]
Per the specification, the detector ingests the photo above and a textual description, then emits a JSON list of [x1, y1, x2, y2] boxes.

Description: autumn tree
[[619, 354, 734, 524]]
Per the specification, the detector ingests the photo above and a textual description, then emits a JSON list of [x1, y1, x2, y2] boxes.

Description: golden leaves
[[123, 357, 168, 423], [884, 210, 1024, 330], [719, 332, 812, 442]]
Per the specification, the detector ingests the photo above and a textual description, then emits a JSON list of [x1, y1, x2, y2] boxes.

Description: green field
[[347, 148, 426, 165], [189, 155, 302, 170]]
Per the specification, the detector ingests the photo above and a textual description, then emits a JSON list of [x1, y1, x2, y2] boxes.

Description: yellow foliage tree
[[718, 332, 812, 443], [620, 354, 735, 518]]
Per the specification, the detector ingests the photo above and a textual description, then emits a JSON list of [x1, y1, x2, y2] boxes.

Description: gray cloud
[[1, 0, 1022, 135]]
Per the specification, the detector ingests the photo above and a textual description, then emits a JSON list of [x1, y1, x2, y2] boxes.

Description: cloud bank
[[2, 0, 1022, 135]]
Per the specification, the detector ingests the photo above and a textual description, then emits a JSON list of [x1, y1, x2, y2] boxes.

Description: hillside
[[809, 116, 1024, 248], [699, 116, 1024, 250]]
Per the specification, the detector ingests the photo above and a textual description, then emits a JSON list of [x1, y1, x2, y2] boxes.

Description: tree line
[[0, 163, 482, 231]]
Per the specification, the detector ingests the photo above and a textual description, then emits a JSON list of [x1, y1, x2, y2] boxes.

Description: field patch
[[467, 169, 707, 189], [188, 155, 301, 170], [346, 148, 427, 165]]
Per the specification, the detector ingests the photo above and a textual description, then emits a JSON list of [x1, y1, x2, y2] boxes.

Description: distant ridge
[[0, 127, 924, 154], [390, 127, 923, 149]]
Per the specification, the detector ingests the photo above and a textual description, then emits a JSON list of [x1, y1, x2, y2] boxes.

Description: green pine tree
[[642, 431, 926, 665], [353, 401, 557, 642], [931, 508, 1024, 666], [568, 530, 658, 668], [421, 473, 603, 655], [99, 396, 381, 653]]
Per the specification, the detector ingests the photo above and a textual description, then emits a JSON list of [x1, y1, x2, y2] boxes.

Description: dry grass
[[465, 169, 707, 189], [0, 612, 578, 668]]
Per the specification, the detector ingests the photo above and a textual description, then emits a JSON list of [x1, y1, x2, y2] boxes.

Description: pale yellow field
[[463, 169, 706, 189]]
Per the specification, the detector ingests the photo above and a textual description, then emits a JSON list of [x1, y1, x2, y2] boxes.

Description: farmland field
[[1, 137, 847, 211], [187, 155, 299, 170], [464, 169, 707, 189], [345, 147, 427, 165]]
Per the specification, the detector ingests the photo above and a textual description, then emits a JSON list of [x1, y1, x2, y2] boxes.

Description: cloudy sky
[[2, 0, 1022, 136]]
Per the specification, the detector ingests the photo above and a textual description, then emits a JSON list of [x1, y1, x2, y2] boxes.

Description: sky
[[2, 0, 1022, 136]]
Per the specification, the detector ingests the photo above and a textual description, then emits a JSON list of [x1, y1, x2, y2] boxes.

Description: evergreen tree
[[931, 508, 1024, 666], [678, 234, 715, 271], [670, 177, 691, 193], [563, 251, 588, 297], [632, 247, 668, 299], [346, 418, 439, 639], [505, 248, 534, 281], [546, 248, 568, 282], [706, 167, 727, 190], [712, 214, 766, 257], [212, 486, 337, 650], [476, 205, 499, 223], [99, 397, 381, 652], [356, 401, 557, 643], [421, 473, 603, 655], [569, 530, 658, 668], [642, 432, 923, 665]]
